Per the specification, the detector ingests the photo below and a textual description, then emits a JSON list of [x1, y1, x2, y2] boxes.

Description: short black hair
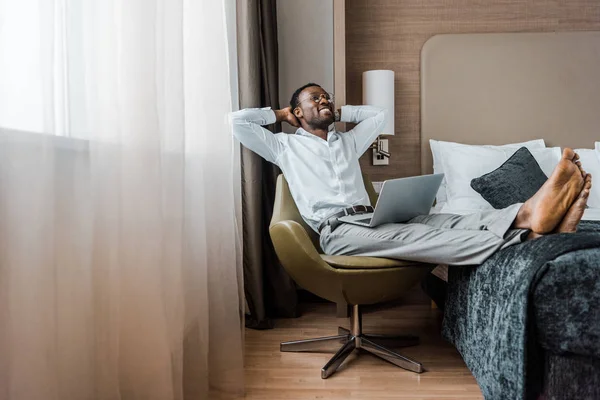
[[290, 82, 322, 109]]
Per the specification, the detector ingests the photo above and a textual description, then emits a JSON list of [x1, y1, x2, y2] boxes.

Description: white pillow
[[440, 145, 561, 212], [430, 139, 546, 205], [574, 148, 600, 208]]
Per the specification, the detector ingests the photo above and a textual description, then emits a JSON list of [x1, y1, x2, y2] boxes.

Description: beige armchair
[[269, 174, 435, 378]]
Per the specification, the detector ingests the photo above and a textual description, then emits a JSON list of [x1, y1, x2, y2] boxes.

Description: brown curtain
[[236, 0, 298, 329]]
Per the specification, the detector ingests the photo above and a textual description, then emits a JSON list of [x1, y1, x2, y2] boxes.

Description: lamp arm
[[369, 136, 391, 158]]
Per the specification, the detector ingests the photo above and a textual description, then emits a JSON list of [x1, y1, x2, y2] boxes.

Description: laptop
[[338, 174, 444, 228]]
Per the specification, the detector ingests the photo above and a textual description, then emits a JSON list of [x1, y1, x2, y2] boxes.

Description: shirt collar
[[295, 127, 338, 141], [294, 127, 312, 137]]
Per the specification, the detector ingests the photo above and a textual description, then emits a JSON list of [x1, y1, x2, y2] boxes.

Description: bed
[[420, 32, 600, 399]]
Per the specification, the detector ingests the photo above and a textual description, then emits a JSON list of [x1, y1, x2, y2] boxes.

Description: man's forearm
[[340, 105, 385, 124], [229, 108, 282, 164], [343, 105, 389, 155], [229, 108, 276, 126]]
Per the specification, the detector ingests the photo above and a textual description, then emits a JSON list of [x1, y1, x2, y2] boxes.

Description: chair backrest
[[270, 173, 379, 253]]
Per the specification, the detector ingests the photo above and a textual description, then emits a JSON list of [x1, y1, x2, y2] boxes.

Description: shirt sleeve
[[229, 107, 285, 164], [341, 105, 389, 156]]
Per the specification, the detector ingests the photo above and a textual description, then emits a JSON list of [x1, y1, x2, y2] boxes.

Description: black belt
[[317, 205, 374, 234]]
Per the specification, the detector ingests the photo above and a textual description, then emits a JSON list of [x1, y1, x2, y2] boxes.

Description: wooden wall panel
[[345, 0, 600, 181]]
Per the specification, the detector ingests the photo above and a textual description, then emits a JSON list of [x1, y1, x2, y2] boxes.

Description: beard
[[307, 111, 334, 130]]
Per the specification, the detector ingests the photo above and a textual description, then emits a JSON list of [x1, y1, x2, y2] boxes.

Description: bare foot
[[573, 152, 587, 179], [555, 174, 592, 233], [516, 148, 585, 233]]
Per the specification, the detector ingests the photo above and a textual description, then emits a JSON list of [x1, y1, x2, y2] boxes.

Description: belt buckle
[[352, 205, 365, 214]]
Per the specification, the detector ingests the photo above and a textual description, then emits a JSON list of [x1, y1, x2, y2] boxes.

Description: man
[[230, 83, 592, 265]]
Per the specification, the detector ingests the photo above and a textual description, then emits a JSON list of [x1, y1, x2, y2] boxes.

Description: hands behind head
[[280, 106, 300, 127]]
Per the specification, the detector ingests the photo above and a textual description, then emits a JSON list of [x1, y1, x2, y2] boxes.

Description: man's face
[[294, 86, 334, 128]]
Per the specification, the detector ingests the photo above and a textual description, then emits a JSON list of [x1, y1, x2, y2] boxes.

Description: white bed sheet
[[583, 207, 600, 221]]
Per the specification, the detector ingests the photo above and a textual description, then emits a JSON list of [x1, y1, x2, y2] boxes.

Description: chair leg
[[280, 334, 350, 353], [363, 333, 419, 348], [360, 337, 423, 373], [321, 337, 357, 379], [280, 305, 424, 378]]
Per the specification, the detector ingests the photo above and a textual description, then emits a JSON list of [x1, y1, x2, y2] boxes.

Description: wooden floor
[[244, 302, 483, 400]]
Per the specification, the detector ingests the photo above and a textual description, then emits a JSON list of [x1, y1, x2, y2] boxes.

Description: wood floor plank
[[244, 303, 483, 399]]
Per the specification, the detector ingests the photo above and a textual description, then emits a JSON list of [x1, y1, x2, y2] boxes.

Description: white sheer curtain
[[0, 1, 244, 399]]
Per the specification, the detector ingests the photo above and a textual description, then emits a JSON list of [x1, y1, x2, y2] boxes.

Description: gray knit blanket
[[443, 221, 600, 400]]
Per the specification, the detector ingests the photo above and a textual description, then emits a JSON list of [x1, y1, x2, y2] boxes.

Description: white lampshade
[[362, 70, 394, 135]]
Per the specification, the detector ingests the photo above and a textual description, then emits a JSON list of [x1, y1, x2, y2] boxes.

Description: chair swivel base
[[280, 305, 423, 379]]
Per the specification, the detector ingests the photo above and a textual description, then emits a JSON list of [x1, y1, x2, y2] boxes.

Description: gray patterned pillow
[[470, 147, 548, 209]]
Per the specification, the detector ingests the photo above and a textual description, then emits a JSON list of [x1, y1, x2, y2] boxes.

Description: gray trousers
[[319, 203, 528, 266]]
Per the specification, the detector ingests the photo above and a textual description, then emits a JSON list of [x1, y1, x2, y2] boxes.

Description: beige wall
[[277, 0, 334, 133], [346, 0, 600, 181]]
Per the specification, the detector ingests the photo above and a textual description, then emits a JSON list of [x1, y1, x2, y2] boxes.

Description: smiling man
[[230, 83, 591, 266]]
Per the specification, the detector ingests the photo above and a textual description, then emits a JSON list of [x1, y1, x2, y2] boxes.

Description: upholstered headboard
[[421, 32, 600, 174]]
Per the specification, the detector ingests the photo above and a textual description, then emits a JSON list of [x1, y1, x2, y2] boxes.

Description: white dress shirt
[[229, 105, 388, 232]]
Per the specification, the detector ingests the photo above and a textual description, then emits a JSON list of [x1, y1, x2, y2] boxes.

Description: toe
[[562, 148, 575, 160], [576, 162, 586, 176], [580, 189, 590, 202]]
